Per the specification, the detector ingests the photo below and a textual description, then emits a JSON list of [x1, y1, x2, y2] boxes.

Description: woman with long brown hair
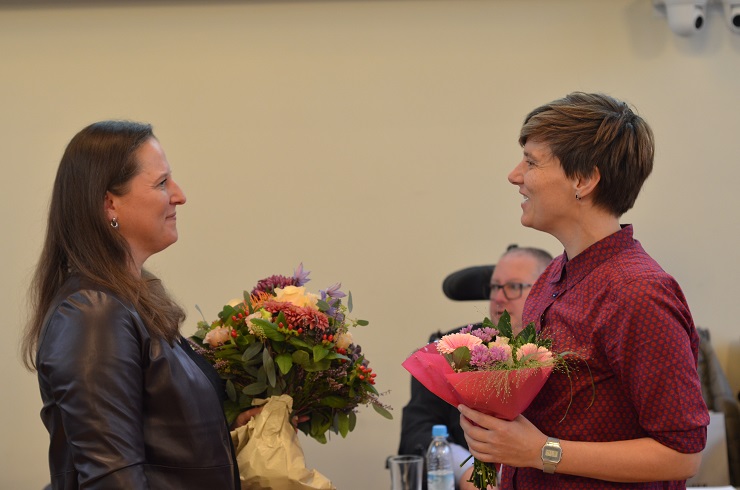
[[23, 121, 240, 489]]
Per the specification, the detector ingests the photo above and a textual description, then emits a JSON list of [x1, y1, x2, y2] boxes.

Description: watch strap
[[541, 436, 562, 474]]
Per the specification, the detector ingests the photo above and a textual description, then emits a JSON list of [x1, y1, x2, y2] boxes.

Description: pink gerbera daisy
[[516, 343, 554, 365], [436, 333, 483, 355]]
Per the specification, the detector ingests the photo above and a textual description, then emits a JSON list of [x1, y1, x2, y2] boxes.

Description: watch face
[[544, 448, 560, 459]]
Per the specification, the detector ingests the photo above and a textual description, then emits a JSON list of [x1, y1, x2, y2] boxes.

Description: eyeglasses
[[488, 282, 532, 300]]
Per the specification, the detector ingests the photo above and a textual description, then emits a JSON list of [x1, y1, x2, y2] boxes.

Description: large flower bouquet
[[402, 312, 561, 489], [190, 264, 392, 446]]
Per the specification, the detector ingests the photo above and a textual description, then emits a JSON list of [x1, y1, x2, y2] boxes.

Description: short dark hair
[[519, 92, 654, 216]]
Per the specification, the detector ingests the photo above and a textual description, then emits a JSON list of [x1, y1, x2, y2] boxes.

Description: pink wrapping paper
[[402, 342, 553, 421]]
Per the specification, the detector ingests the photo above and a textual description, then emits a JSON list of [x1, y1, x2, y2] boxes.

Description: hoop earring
[[110, 217, 119, 229]]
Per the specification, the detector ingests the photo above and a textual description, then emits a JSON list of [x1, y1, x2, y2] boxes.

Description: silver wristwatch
[[541, 436, 562, 474]]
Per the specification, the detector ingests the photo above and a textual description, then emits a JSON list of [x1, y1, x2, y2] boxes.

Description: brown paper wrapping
[[230, 395, 336, 490]]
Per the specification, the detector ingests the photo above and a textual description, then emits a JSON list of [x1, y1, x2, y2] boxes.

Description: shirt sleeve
[[38, 289, 150, 489], [600, 274, 709, 453]]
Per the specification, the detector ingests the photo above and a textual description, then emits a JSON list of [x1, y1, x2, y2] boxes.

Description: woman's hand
[[458, 404, 546, 470], [231, 407, 310, 431], [231, 406, 264, 429]]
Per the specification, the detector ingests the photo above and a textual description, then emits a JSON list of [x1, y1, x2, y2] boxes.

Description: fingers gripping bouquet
[[190, 264, 391, 488], [402, 312, 561, 490]]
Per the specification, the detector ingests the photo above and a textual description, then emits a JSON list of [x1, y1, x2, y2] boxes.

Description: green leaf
[[288, 336, 312, 349], [242, 381, 267, 395], [337, 412, 350, 437], [517, 321, 538, 344], [251, 318, 286, 342], [348, 411, 357, 431], [304, 358, 331, 372], [275, 353, 293, 375], [225, 380, 237, 402], [348, 291, 353, 312], [313, 345, 330, 362], [452, 346, 471, 371], [317, 299, 330, 311], [372, 402, 393, 419], [241, 342, 263, 362], [496, 311, 513, 339], [292, 350, 310, 367], [320, 395, 349, 408], [356, 319, 368, 326], [218, 304, 239, 324], [263, 348, 277, 387]]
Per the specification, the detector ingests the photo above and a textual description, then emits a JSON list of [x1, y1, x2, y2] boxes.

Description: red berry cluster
[[357, 365, 377, 385], [277, 321, 304, 335]]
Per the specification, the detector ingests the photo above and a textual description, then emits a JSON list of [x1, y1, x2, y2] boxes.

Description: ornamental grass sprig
[[437, 312, 591, 490]]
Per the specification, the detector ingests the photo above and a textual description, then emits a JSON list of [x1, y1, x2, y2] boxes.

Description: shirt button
[[552, 292, 558, 298]]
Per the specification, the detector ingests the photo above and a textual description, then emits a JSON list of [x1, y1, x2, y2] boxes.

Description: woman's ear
[[574, 167, 601, 200], [104, 192, 117, 221]]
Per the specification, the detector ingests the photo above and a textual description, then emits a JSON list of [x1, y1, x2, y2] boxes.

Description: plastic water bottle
[[426, 424, 454, 490]]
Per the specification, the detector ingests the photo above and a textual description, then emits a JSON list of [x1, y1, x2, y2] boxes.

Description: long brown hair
[[22, 121, 185, 370]]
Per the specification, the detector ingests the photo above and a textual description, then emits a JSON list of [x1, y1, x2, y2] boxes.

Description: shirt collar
[[548, 224, 635, 287]]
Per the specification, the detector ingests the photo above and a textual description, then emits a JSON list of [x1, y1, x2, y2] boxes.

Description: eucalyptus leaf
[[356, 319, 368, 326], [263, 348, 277, 387], [372, 402, 393, 420], [241, 342, 263, 362], [242, 381, 267, 395], [348, 291, 353, 312], [225, 380, 237, 402]]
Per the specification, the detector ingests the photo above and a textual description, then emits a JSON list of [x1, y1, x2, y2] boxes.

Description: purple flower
[[293, 263, 311, 287], [459, 324, 475, 335], [470, 327, 498, 343], [469, 344, 510, 369], [323, 282, 346, 299]]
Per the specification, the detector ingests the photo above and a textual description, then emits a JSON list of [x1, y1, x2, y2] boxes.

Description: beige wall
[[2, 0, 739, 488]]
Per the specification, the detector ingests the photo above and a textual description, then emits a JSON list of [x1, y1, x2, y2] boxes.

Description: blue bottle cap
[[432, 424, 448, 437]]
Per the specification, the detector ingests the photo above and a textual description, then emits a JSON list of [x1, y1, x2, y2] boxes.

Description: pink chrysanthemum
[[263, 300, 329, 331], [469, 344, 511, 368], [516, 343, 554, 365], [470, 327, 498, 343], [436, 333, 482, 355]]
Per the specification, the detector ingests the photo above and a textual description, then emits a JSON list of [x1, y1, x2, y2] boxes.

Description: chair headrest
[[442, 265, 494, 301]]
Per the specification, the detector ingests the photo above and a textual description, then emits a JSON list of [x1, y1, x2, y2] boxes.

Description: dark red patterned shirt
[[500, 225, 709, 489]]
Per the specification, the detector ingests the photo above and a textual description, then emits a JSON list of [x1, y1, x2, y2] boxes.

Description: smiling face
[[105, 137, 186, 272], [507, 139, 577, 238]]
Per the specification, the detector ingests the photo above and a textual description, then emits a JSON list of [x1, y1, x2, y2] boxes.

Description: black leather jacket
[[36, 276, 238, 489]]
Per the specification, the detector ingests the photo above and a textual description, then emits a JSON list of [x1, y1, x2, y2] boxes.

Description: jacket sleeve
[[38, 289, 150, 489]]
